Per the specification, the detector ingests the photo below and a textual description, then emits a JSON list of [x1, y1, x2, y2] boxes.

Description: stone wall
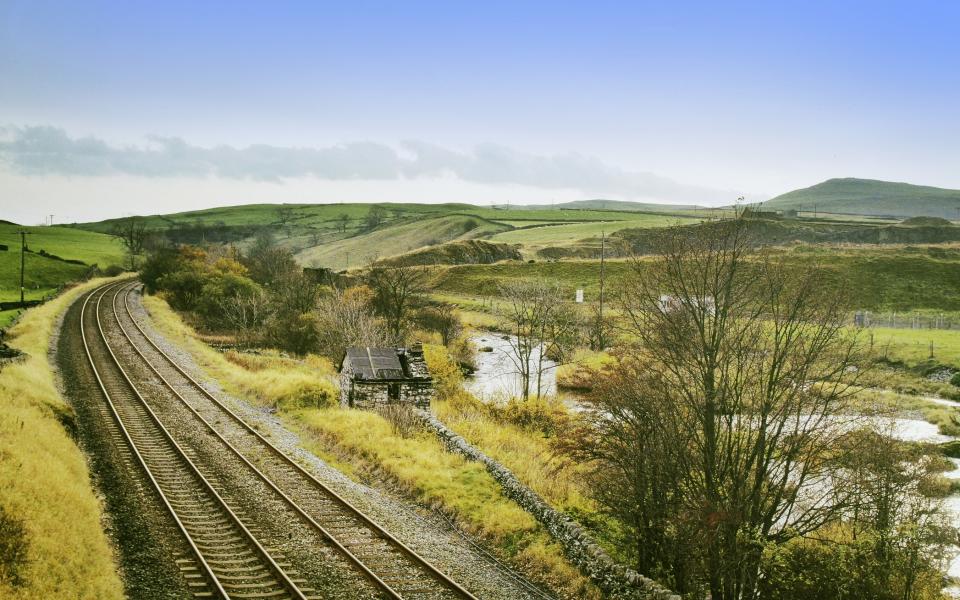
[[340, 375, 432, 410], [416, 410, 680, 600]]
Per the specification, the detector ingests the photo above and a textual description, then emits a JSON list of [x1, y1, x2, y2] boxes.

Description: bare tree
[[498, 280, 579, 399], [416, 303, 462, 346], [559, 357, 695, 591], [832, 427, 954, 599], [243, 232, 298, 285], [315, 286, 390, 360], [366, 266, 428, 341], [335, 213, 350, 233], [113, 217, 148, 269], [216, 286, 271, 343], [586, 218, 865, 598]]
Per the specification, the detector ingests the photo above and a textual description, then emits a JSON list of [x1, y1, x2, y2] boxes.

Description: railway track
[[81, 281, 313, 600], [90, 280, 480, 599]]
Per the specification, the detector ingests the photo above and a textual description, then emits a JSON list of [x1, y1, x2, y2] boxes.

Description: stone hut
[[338, 344, 433, 409]]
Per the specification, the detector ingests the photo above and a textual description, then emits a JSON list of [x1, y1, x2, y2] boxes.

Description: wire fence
[[852, 311, 956, 330]]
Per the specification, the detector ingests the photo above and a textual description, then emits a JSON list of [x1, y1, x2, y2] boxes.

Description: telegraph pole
[[598, 228, 606, 349], [19, 230, 31, 304]]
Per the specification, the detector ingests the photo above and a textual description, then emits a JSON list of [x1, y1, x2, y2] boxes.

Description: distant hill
[[549, 199, 698, 212], [764, 178, 960, 219]]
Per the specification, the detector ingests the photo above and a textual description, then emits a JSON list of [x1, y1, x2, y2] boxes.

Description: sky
[[1, 0, 959, 224]]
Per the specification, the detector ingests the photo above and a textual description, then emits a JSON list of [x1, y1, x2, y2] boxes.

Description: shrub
[[422, 344, 465, 401], [158, 269, 207, 311], [759, 528, 945, 600], [497, 397, 570, 437], [195, 273, 264, 329], [264, 311, 322, 356], [376, 404, 423, 438], [951, 371, 960, 387], [140, 246, 181, 293], [101, 264, 125, 277]]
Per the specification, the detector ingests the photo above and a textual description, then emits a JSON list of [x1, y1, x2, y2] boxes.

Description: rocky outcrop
[[416, 410, 679, 600]]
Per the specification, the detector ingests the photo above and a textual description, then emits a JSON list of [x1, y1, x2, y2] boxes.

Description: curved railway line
[[82, 280, 483, 600], [82, 282, 311, 600]]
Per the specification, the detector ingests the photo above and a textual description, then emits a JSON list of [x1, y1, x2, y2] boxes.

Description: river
[[465, 331, 560, 401]]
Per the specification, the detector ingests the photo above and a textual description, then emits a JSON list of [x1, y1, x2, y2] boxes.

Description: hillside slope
[[296, 214, 511, 269], [0, 224, 125, 327], [374, 239, 521, 267], [765, 178, 960, 218]]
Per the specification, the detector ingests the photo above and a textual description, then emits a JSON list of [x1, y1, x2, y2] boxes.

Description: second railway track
[[91, 280, 479, 600]]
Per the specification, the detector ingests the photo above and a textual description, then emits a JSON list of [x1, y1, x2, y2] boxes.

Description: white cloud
[[0, 125, 735, 204]]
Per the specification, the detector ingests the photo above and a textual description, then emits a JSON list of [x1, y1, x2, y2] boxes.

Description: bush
[[951, 371, 960, 387], [195, 273, 263, 329], [101, 264, 125, 277], [496, 397, 570, 437], [760, 529, 945, 600], [264, 311, 321, 356], [376, 404, 423, 438], [158, 269, 207, 311], [422, 344, 465, 401]]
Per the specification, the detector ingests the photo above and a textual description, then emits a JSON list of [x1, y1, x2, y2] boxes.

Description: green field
[[0, 223, 123, 328], [0, 223, 124, 267], [867, 326, 960, 369], [427, 245, 960, 312], [489, 214, 700, 247]]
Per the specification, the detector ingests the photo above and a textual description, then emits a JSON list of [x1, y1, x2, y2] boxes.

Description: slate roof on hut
[[339, 346, 432, 382]]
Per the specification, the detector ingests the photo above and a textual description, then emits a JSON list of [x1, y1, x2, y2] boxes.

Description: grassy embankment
[[0, 224, 124, 328], [0, 276, 124, 599], [140, 293, 599, 598]]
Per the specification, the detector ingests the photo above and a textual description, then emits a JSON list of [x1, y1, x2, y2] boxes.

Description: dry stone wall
[[416, 410, 680, 600]]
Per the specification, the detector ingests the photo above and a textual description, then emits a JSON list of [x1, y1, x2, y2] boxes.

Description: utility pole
[[19, 230, 31, 304], [598, 228, 606, 349]]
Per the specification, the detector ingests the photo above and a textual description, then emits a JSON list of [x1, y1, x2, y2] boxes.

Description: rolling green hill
[[0, 223, 124, 327], [764, 178, 960, 219], [295, 214, 511, 269], [77, 201, 709, 268]]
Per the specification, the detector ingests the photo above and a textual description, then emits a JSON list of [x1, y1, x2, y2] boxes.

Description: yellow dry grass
[[0, 277, 124, 599], [142, 294, 338, 410]]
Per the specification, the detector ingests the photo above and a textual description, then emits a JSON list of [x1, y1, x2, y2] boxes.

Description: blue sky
[[1, 1, 958, 223]]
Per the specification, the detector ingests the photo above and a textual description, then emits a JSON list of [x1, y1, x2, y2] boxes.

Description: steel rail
[[118, 281, 478, 600], [83, 281, 309, 600], [106, 282, 401, 598]]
